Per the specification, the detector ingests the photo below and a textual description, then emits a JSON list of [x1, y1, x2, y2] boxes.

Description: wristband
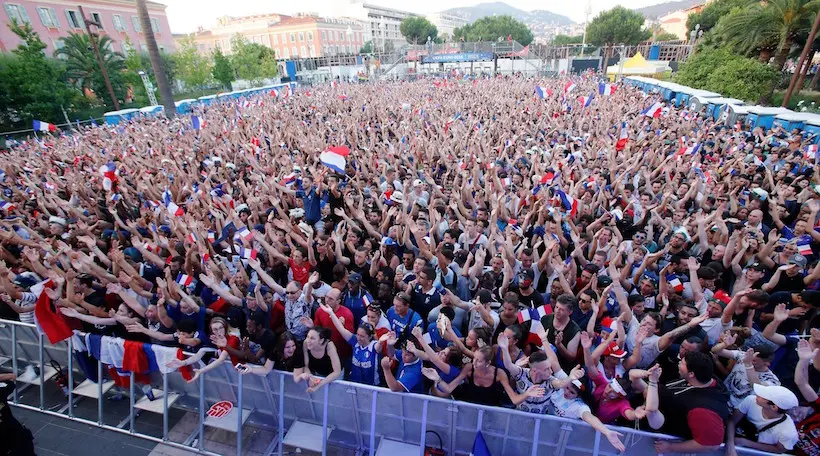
[[745, 365, 754, 370]]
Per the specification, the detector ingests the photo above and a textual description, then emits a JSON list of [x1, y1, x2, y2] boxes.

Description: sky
[[158, 0, 668, 34]]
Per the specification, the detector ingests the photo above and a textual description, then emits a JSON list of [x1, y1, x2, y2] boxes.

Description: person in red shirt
[[306, 288, 354, 361]]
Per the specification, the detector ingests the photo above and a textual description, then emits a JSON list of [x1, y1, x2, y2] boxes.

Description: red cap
[[603, 342, 627, 359]]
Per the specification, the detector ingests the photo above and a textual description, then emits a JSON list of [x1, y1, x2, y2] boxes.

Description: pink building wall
[[0, 0, 174, 56]]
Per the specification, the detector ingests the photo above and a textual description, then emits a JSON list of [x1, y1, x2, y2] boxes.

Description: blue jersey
[[395, 350, 424, 393], [348, 336, 380, 386], [386, 308, 422, 334]]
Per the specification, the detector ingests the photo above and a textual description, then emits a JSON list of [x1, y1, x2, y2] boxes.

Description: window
[[150, 17, 159, 33], [281, 47, 289, 58], [300, 45, 306, 56], [298, 32, 304, 41], [273, 34, 278, 44], [112, 14, 126, 31], [262, 35, 269, 46], [5, 4, 30, 24], [36, 7, 58, 28], [322, 30, 326, 41], [291, 46, 297, 56], [132, 16, 141, 32], [91, 12, 103, 29], [289, 33, 295, 43], [308, 31, 313, 41], [65, 10, 81, 29], [121, 40, 132, 53]]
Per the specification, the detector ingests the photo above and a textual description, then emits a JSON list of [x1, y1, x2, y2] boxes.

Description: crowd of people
[[1, 73, 820, 455]]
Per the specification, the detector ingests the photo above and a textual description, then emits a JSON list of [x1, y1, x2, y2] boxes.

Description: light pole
[[617, 44, 626, 81], [580, 0, 591, 57], [377, 22, 384, 55]]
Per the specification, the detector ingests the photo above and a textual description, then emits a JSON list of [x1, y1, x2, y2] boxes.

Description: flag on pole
[[642, 102, 663, 118], [577, 93, 594, 108], [615, 122, 629, 151], [176, 273, 194, 287], [563, 81, 577, 94], [598, 83, 616, 96], [192, 115, 206, 131], [320, 146, 349, 174], [99, 162, 117, 191], [536, 86, 553, 99], [554, 189, 578, 217], [33, 120, 57, 132]]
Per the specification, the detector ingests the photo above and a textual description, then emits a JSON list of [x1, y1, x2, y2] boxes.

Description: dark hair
[[421, 266, 436, 281], [275, 332, 299, 371], [177, 319, 198, 334], [529, 350, 549, 364], [800, 290, 820, 308], [683, 351, 714, 383], [503, 292, 519, 306], [627, 295, 646, 307], [581, 289, 598, 301], [472, 327, 493, 346], [555, 294, 577, 312], [746, 290, 770, 306], [311, 326, 332, 343], [439, 306, 456, 321], [505, 324, 522, 342], [644, 311, 662, 331], [357, 322, 375, 337], [332, 264, 348, 281]]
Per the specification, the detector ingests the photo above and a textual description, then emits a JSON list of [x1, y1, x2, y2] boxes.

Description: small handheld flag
[[33, 120, 57, 132], [176, 273, 194, 287], [666, 274, 684, 293], [798, 243, 813, 256]]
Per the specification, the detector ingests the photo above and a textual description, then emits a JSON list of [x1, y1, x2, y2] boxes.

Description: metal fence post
[[236, 372, 243, 456], [162, 373, 168, 441], [97, 357, 103, 425], [11, 324, 17, 403], [321, 386, 329, 456], [198, 372, 205, 452], [278, 372, 284, 456], [418, 399, 429, 456], [38, 332, 44, 409], [129, 371, 135, 432], [369, 390, 377, 456], [67, 337, 74, 418], [531, 419, 541, 456], [592, 430, 601, 456]]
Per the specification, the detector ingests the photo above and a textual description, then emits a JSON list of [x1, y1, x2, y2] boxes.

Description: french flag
[[805, 144, 819, 161], [176, 273, 194, 287], [207, 231, 216, 243], [536, 86, 553, 99], [598, 83, 616, 96], [666, 274, 684, 293], [33, 120, 57, 132], [99, 162, 117, 191], [517, 306, 549, 329], [540, 169, 559, 185], [320, 146, 349, 175], [564, 81, 576, 94], [615, 122, 629, 151], [186, 232, 198, 244], [0, 200, 15, 212], [798, 243, 813, 256], [166, 201, 184, 217], [280, 172, 299, 186], [191, 115, 206, 131], [577, 93, 593, 108], [554, 189, 578, 217], [678, 143, 701, 156], [642, 102, 663, 118], [237, 246, 257, 260], [235, 226, 253, 241]]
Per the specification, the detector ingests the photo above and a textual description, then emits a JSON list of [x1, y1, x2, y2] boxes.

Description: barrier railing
[[0, 318, 778, 456]]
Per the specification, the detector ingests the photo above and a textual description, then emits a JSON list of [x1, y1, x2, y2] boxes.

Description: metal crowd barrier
[[0, 318, 777, 456]]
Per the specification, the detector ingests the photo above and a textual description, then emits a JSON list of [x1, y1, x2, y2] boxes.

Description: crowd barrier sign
[[0, 318, 778, 456]]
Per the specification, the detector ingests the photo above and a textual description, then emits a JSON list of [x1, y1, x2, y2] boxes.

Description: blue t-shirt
[[345, 289, 373, 326], [395, 350, 423, 393], [295, 186, 321, 223], [166, 303, 207, 338], [437, 364, 461, 383], [386, 308, 423, 334], [425, 322, 460, 350], [348, 336, 380, 386]]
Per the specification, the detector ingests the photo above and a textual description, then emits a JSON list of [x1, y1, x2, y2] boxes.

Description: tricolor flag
[[517, 306, 549, 330], [540, 169, 559, 185], [33, 120, 57, 132], [235, 226, 253, 241], [564, 81, 577, 94], [99, 162, 117, 191], [166, 201, 184, 217], [191, 115, 206, 131], [554, 189, 578, 217], [536, 86, 553, 99], [280, 172, 299, 186], [598, 83, 616, 96], [320, 146, 349, 175], [805, 144, 819, 161], [798, 243, 813, 256], [207, 231, 216, 243], [615, 122, 629, 151], [666, 274, 684, 293], [677, 143, 701, 156], [186, 232, 198, 244], [642, 102, 663, 118], [362, 294, 372, 307], [237, 246, 258, 260], [577, 93, 594, 108], [176, 273, 194, 287], [33, 279, 73, 344], [0, 200, 15, 212]]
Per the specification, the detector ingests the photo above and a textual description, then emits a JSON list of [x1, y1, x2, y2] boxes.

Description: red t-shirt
[[288, 258, 311, 285], [795, 398, 820, 456], [222, 334, 241, 365], [314, 305, 354, 359], [687, 407, 726, 446]]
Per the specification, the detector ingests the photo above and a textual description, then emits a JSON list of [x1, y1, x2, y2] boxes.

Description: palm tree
[[55, 32, 126, 106], [716, 0, 820, 102], [135, 0, 175, 117]]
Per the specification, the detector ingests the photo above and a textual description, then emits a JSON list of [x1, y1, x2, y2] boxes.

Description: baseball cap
[[413, 179, 423, 187], [749, 262, 767, 272], [603, 341, 627, 358], [597, 275, 613, 287], [789, 254, 808, 268], [289, 208, 305, 218], [349, 272, 363, 283], [753, 384, 798, 410]]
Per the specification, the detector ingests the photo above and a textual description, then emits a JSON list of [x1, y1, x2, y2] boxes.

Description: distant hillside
[[442, 2, 574, 26], [634, 0, 704, 19]]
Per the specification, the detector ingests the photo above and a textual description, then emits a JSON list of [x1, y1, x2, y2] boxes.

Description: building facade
[[342, 2, 416, 51], [657, 3, 706, 40], [185, 13, 365, 59], [425, 12, 467, 39], [1, 0, 174, 55]]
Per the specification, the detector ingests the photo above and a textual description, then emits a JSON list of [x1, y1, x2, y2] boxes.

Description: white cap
[[413, 179, 423, 187], [235, 204, 249, 213], [753, 384, 798, 410], [289, 208, 305, 218], [390, 191, 404, 204], [49, 216, 67, 226]]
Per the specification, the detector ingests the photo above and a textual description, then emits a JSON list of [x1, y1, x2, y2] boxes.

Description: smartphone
[[235, 363, 249, 373]]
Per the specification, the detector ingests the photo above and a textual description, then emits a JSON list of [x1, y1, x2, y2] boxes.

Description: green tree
[[675, 47, 778, 101], [54, 32, 126, 108], [229, 35, 278, 86], [552, 34, 583, 45], [360, 41, 373, 53], [0, 21, 78, 129], [687, 0, 752, 33], [400, 17, 438, 44], [654, 31, 681, 41], [173, 35, 213, 92], [587, 6, 652, 68], [453, 15, 534, 46], [212, 48, 234, 90]]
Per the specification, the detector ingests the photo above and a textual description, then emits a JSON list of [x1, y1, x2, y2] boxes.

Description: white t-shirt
[[626, 318, 663, 369], [724, 350, 780, 410], [467, 304, 499, 333], [700, 317, 727, 345], [550, 388, 591, 419], [514, 368, 567, 415], [737, 395, 798, 450]]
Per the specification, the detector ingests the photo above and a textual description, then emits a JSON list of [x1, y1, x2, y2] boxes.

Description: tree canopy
[[587, 6, 651, 46], [552, 34, 584, 46], [453, 15, 534, 46], [54, 32, 126, 108], [400, 17, 438, 44], [212, 48, 234, 90], [686, 0, 752, 33], [675, 46, 778, 101], [230, 35, 278, 87], [173, 35, 213, 91]]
